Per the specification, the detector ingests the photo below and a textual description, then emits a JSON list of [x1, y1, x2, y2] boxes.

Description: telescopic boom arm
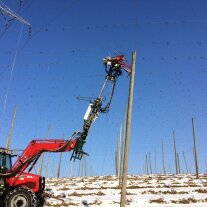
[[0, 55, 131, 178], [71, 55, 131, 160]]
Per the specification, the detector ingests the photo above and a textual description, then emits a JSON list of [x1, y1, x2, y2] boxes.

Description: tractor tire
[[5, 187, 37, 207]]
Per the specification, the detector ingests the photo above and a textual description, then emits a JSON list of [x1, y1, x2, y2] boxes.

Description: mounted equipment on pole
[[71, 55, 131, 160]]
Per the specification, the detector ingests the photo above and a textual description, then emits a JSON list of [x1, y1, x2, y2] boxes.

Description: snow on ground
[[44, 174, 207, 207]]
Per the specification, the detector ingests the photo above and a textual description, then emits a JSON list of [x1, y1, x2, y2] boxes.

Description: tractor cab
[[0, 148, 12, 198], [0, 148, 12, 192], [0, 148, 12, 173]]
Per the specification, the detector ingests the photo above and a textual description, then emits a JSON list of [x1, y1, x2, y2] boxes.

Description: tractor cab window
[[0, 153, 3, 167], [5, 154, 12, 169], [0, 153, 12, 170]]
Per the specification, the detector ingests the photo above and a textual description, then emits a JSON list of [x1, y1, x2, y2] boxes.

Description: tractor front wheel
[[5, 187, 37, 207]]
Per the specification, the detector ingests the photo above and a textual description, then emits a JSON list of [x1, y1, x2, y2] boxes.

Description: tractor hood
[[6, 172, 45, 193]]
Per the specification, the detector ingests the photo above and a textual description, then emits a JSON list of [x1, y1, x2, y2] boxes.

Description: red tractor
[[0, 138, 76, 206], [0, 55, 131, 207]]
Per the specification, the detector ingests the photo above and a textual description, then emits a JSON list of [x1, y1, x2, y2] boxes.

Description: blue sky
[[0, 0, 207, 176]]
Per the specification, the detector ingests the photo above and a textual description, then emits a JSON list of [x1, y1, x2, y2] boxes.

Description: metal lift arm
[[0, 55, 131, 177], [0, 132, 79, 177], [71, 55, 131, 160]]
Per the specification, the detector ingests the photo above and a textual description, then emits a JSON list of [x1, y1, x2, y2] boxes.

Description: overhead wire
[[1, 15, 207, 32], [17, 14, 207, 54], [2, 24, 23, 114], [3, 18, 207, 33], [1, 37, 207, 58], [19, 0, 80, 53]]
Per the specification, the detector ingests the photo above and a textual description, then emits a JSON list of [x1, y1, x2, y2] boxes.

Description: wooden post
[[173, 130, 178, 174], [145, 154, 149, 174], [6, 106, 17, 150], [78, 159, 81, 177], [45, 154, 50, 177], [39, 124, 51, 175], [193, 147, 196, 174], [154, 148, 157, 174], [162, 140, 166, 175], [33, 166, 37, 174], [115, 142, 119, 176], [119, 109, 127, 186], [169, 163, 171, 174], [143, 162, 145, 174], [177, 153, 180, 174], [84, 156, 87, 176], [205, 160, 207, 174], [183, 151, 189, 174], [70, 160, 73, 177], [149, 152, 152, 174], [52, 158, 55, 178], [192, 118, 199, 178], [116, 124, 122, 177], [57, 152, 62, 178], [120, 51, 136, 207], [81, 157, 84, 177], [90, 165, 92, 176]]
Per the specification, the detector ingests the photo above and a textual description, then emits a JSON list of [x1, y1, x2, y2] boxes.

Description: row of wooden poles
[[116, 117, 200, 179], [5, 74, 199, 180], [6, 108, 200, 180]]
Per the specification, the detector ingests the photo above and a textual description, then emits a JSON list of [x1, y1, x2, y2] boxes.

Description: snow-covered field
[[45, 174, 207, 207]]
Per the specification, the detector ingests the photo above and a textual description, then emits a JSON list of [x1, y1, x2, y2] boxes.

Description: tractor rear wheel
[[5, 187, 37, 207]]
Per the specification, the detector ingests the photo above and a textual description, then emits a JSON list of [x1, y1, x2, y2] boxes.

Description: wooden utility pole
[[120, 51, 136, 207], [162, 140, 166, 175], [145, 154, 149, 174], [57, 152, 62, 178], [192, 118, 199, 178], [81, 157, 84, 176], [177, 153, 180, 174], [119, 108, 127, 186], [39, 124, 51, 175], [205, 160, 207, 174], [45, 155, 50, 177], [154, 148, 157, 174], [149, 152, 152, 174], [78, 156, 87, 177], [33, 166, 37, 174], [78, 159, 81, 177], [52, 158, 55, 178], [183, 151, 189, 174], [173, 130, 178, 174], [116, 124, 121, 176], [193, 147, 196, 172], [115, 142, 119, 176], [169, 163, 172, 174], [6, 106, 17, 149], [84, 156, 87, 176], [70, 160, 73, 177]]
